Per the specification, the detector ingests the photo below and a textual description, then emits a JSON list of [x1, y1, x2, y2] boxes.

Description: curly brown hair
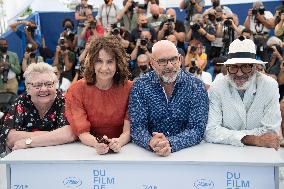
[[84, 36, 130, 85]]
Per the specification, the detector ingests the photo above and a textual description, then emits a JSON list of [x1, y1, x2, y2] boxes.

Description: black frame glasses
[[152, 55, 180, 66], [27, 81, 55, 90], [226, 64, 253, 74]]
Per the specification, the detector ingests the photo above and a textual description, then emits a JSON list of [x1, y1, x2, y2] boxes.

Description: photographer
[[220, 13, 244, 56], [185, 50, 212, 90], [75, 0, 93, 47], [244, 1, 274, 62], [266, 36, 284, 77], [0, 38, 21, 94], [53, 37, 76, 82], [97, 0, 119, 29], [185, 39, 207, 71], [203, 0, 232, 19], [275, 9, 284, 41], [107, 23, 132, 54], [157, 8, 185, 50], [147, 4, 167, 32], [130, 29, 152, 61], [179, 0, 205, 33], [9, 20, 40, 52], [187, 14, 216, 60], [116, 0, 139, 32], [80, 10, 104, 45], [21, 43, 44, 72], [130, 14, 157, 44], [60, 18, 78, 52]]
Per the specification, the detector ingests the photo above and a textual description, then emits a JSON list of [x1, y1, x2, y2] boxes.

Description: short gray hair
[[267, 36, 282, 47], [24, 62, 58, 85]]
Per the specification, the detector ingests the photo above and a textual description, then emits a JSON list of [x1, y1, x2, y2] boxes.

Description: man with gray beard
[[129, 40, 208, 156], [205, 37, 281, 149]]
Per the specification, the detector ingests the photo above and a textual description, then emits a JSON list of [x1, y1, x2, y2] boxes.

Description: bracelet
[[203, 32, 207, 37]]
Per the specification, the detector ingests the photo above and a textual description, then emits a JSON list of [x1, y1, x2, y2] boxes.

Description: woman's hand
[[107, 137, 121, 152], [12, 139, 27, 151], [94, 136, 110, 155]]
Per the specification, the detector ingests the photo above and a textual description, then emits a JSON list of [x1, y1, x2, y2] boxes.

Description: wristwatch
[[25, 138, 33, 148]]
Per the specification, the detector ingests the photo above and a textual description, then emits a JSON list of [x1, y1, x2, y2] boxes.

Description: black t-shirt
[[159, 20, 186, 50]]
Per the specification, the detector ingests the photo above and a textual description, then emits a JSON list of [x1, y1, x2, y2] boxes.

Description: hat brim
[[218, 58, 267, 65]]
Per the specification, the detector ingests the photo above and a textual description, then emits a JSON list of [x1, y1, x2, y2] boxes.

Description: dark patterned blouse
[[0, 90, 68, 157]]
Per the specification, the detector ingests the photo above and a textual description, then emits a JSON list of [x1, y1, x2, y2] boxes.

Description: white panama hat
[[221, 36, 267, 65]]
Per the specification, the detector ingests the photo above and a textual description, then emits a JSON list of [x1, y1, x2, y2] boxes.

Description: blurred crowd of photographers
[[1, 0, 284, 101]]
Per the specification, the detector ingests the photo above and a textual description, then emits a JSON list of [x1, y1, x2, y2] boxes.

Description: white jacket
[[205, 72, 281, 146]]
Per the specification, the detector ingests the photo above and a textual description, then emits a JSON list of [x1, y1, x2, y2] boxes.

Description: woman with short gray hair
[[0, 62, 76, 157]]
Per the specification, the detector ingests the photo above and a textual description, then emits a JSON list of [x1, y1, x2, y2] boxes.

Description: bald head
[[253, 1, 263, 9], [150, 4, 160, 15], [137, 54, 150, 66], [167, 35, 177, 46], [166, 8, 176, 18], [152, 40, 178, 58]]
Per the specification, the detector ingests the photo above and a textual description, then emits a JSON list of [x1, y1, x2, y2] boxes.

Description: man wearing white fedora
[[205, 36, 281, 149]]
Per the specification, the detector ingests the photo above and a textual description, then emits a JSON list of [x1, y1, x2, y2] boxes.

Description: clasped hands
[[149, 132, 171, 157]]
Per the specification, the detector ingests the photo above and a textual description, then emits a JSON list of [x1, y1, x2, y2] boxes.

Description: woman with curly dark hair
[[65, 36, 132, 155]]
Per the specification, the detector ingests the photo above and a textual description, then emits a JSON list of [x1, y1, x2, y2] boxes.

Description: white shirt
[[205, 72, 281, 146], [249, 11, 273, 34]]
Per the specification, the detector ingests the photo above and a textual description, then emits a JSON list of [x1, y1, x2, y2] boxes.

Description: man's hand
[[256, 132, 280, 150], [0, 61, 9, 72], [255, 13, 266, 23], [248, 9, 253, 17], [149, 132, 171, 157]]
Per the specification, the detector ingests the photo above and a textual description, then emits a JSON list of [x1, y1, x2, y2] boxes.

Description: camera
[[26, 43, 36, 59], [59, 37, 66, 51], [190, 46, 197, 53], [25, 25, 37, 33], [111, 23, 120, 35], [88, 20, 97, 29], [64, 27, 75, 41], [190, 22, 201, 32], [128, 1, 138, 12], [208, 13, 216, 23], [252, 7, 265, 16], [223, 18, 233, 27], [140, 37, 148, 46], [188, 58, 200, 74], [267, 45, 282, 55], [138, 3, 147, 10]]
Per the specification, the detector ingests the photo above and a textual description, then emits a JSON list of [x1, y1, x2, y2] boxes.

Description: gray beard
[[160, 69, 180, 84], [226, 72, 256, 91]]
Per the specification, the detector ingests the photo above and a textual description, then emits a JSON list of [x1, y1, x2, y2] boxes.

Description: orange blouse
[[65, 79, 132, 138]]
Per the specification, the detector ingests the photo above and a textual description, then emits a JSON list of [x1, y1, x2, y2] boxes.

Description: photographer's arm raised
[[198, 28, 215, 41], [116, 0, 132, 21], [9, 20, 26, 31], [53, 46, 61, 67], [21, 52, 30, 72], [275, 14, 284, 37], [63, 51, 74, 71], [157, 23, 168, 40], [255, 14, 274, 29], [80, 24, 89, 40]]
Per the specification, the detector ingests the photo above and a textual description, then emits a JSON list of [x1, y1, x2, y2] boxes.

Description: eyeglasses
[[28, 81, 55, 90], [227, 64, 253, 74], [152, 56, 179, 66]]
